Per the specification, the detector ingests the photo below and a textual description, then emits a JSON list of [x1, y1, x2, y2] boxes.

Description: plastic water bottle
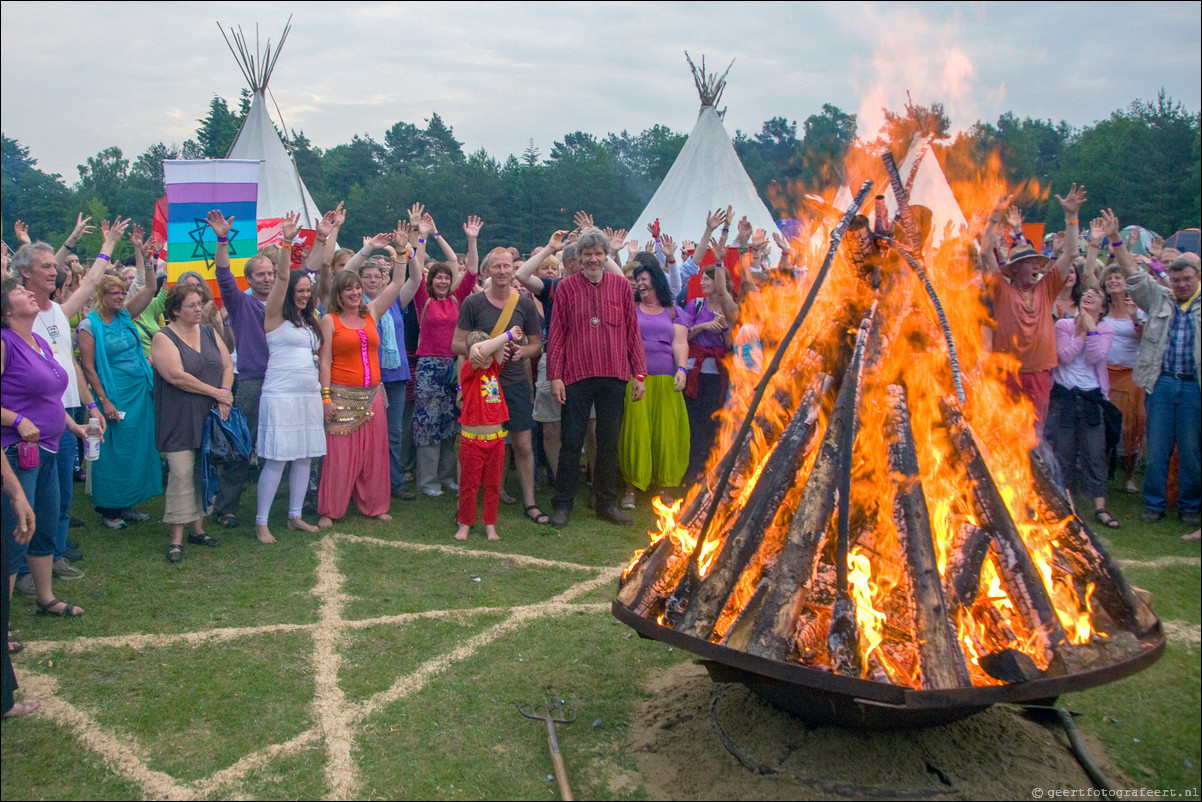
[[84, 419, 101, 461]]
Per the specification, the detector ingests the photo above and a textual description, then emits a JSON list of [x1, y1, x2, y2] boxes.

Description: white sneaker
[[443, 481, 459, 492], [52, 558, 85, 580], [423, 489, 444, 497]]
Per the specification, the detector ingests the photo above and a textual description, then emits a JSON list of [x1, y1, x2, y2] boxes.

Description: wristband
[[433, 231, 440, 239], [1086, 331, 1099, 336], [96, 253, 111, 262], [281, 240, 294, 248], [666, 258, 676, 264], [675, 366, 687, 373], [216, 236, 229, 243], [13, 414, 24, 429], [417, 238, 426, 245], [721, 227, 729, 234], [87, 402, 98, 410], [506, 330, 514, 341], [315, 235, 328, 244], [634, 374, 646, 382], [1067, 219, 1079, 226]]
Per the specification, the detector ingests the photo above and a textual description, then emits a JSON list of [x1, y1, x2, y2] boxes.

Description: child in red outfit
[[455, 326, 523, 541]]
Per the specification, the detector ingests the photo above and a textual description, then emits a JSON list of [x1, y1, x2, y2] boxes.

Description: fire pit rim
[[612, 599, 1165, 711]]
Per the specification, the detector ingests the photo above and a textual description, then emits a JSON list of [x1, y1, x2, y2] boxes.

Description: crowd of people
[[2, 190, 1199, 719]]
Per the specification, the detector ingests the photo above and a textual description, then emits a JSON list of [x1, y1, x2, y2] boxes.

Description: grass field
[[1, 474, 1198, 800]]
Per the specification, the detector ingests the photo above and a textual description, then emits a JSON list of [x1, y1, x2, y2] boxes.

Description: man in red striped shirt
[[547, 227, 647, 527]]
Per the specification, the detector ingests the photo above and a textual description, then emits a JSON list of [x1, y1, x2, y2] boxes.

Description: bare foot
[[486, 525, 500, 541], [454, 524, 469, 542], [318, 516, 334, 529], [374, 513, 393, 522], [1184, 529, 1201, 542], [255, 524, 277, 544], [2, 700, 41, 718], [287, 517, 320, 533]]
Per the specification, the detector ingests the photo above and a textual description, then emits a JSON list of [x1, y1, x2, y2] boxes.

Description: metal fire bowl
[[612, 600, 1165, 729]]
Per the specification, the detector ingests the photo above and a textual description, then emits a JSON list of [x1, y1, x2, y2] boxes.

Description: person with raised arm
[[316, 225, 414, 528], [207, 210, 277, 529], [77, 223, 162, 529], [253, 213, 331, 543], [979, 185, 1087, 436], [545, 227, 647, 528], [1100, 258, 1146, 494], [410, 209, 479, 497], [1104, 209, 1200, 527]]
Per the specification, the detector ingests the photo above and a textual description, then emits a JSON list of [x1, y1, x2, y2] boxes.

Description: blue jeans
[[2, 445, 60, 577], [384, 381, 408, 493], [1143, 374, 1201, 515], [55, 419, 79, 560]]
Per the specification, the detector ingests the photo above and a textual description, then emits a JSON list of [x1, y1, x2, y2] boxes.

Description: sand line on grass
[[311, 533, 361, 800], [17, 672, 194, 800], [335, 531, 600, 572], [1162, 619, 1202, 645], [351, 566, 623, 723], [1117, 555, 1201, 569]]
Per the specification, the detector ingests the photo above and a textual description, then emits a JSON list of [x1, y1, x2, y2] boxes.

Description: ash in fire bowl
[[614, 164, 1163, 728], [631, 662, 1134, 801]]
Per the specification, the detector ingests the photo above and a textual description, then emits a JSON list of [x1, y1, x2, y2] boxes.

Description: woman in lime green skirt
[[618, 257, 690, 507]]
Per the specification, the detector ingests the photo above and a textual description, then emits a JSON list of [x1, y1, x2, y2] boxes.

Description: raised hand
[[366, 232, 393, 250], [103, 217, 131, 249], [1099, 208, 1121, 241], [681, 239, 696, 255], [772, 232, 791, 252], [1055, 183, 1087, 217], [129, 223, 145, 250], [661, 233, 676, 256], [1088, 218, 1106, 246], [331, 201, 346, 228], [626, 240, 639, 261], [393, 220, 413, 252], [206, 210, 233, 240], [316, 209, 338, 238], [68, 213, 95, 243], [1007, 205, 1024, 230], [547, 230, 569, 252], [420, 213, 436, 237], [463, 215, 483, 239], [408, 202, 425, 227], [13, 220, 30, 245], [752, 227, 768, 248], [607, 227, 627, 253], [1126, 227, 1140, 249], [281, 211, 301, 242], [705, 208, 726, 230], [573, 210, 594, 230], [736, 215, 752, 244]]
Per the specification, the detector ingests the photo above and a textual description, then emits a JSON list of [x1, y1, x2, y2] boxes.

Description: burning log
[[885, 385, 971, 689], [940, 397, 1068, 657], [676, 379, 830, 640], [744, 309, 878, 663], [882, 152, 922, 254], [1027, 447, 1158, 635], [617, 536, 688, 619], [943, 524, 993, 608]]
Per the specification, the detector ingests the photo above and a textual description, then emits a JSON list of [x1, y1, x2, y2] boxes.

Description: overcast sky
[[2, 1, 1199, 182]]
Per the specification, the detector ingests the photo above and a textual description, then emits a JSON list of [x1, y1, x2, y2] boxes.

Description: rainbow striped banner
[[163, 159, 260, 283]]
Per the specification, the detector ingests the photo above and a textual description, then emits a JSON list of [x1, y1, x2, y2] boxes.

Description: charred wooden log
[[886, 385, 972, 689], [676, 380, 829, 639], [616, 536, 689, 619], [940, 397, 1068, 656], [882, 151, 922, 254], [1028, 446, 1159, 635], [944, 524, 993, 609], [744, 309, 877, 662]]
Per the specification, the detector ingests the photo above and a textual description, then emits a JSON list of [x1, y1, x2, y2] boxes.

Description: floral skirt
[[413, 356, 459, 447]]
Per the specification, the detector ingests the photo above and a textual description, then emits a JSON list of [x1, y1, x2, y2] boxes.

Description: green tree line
[[3, 91, 1198, 258]]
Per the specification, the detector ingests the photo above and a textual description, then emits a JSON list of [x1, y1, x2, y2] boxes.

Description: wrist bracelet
[[216, 236, 229, 243], [315, 235, 328, 244], [1086, 331, 1099, 336], [506, 330, 514, 341], [675, 366, 686, 373], [1067, 219, 1079, 226], [96, 253, 111, 262], [433, 231, 441, 239], [666, 258, 676, 264], [634, 374, 646, 382], [87, 402, 98, 410], [13, 414, 24, 428], [417, 238, 426, 245]]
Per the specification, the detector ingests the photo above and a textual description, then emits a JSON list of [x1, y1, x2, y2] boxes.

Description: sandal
[[1094, 508, 1121, 529], [166, 544, 183, 562], [37, 597, 83, 617], [216, 513, 238, 528], [187, 533, 221, 547], [499, 489, 517, 505], [8, 630, 23, 655], [524, 504, 551, 525]]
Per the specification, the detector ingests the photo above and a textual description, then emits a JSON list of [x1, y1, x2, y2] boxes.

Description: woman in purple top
[[1, 278, 90, 618], [679, 264, 738, 483], [618, 257, 689, 506]]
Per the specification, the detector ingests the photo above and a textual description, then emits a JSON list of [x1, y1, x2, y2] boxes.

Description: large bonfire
[[615, 139, 1159, 700]]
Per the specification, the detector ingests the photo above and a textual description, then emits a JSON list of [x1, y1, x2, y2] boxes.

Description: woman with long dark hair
[[618, 255, 690, 506], [253, 214, 329, 543]]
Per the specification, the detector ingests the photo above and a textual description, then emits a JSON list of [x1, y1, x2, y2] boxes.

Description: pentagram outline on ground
[[15, 531, 621, 801]]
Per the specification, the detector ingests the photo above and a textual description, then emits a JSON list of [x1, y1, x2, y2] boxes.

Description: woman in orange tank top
[[317, 228, 418, 528]]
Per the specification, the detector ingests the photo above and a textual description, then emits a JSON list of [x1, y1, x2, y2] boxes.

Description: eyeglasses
[[106, 290, 128, 297], [180, 302, 205, 310]]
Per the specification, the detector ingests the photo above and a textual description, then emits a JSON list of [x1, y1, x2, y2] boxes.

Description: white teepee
[[870, 136, 966, 251], [222, 19, 321, 229], [628, 56, 782, 262]]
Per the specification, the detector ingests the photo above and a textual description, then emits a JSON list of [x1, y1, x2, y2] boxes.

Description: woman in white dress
[[254, 213, 327, 543]]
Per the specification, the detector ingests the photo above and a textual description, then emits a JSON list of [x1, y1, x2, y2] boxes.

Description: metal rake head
[[515, 701, 576, 725]]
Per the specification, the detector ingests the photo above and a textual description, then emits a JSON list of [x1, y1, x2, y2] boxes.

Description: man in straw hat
[[982, 184, 1087, 437]]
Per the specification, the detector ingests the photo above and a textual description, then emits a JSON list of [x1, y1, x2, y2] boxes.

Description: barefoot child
[[455, 326, 523, 541]]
